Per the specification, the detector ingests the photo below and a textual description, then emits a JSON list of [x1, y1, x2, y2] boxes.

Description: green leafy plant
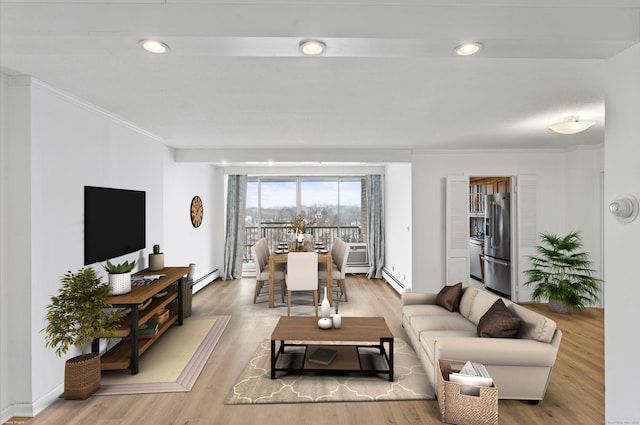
[[153, 244, 161, 254], [103, 259, 136, 274], [43, 267, 122, 356], [524, 231, 602, 312]]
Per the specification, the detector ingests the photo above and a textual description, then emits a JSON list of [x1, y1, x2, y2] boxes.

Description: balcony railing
[[244, 224, 363, 263]]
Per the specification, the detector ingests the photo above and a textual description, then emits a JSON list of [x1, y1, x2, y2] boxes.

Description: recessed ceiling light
[[549, 116, 596, 135], [139, 39, 170, 54], [299, 40, 326, 56], [455, 42, 483, 56]]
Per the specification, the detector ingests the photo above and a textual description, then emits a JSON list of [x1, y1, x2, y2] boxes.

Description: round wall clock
[[190, 195, 203, 228]]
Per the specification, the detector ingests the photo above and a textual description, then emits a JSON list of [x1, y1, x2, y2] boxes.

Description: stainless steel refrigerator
[[484, 193, 511, 297]]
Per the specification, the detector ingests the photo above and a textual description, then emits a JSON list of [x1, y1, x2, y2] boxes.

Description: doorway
[[469, 176, 512, 297]]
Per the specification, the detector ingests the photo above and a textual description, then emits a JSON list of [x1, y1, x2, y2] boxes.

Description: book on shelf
[[307, 347, 337, 366], [122, 321, 159, 341], [132, 275, 165, 286], [449, 361, 493, 396]]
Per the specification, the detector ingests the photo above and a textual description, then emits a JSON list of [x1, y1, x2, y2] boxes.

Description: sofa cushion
[[477, 299, 522, 338], [507, 302, 558, 343], [467, 289, 502, 325], [459, 286, 479, 319], [402, 304, 459, 326], [409, 314, 477, 336], [436, 282, 463, 312], [419, 330, 479, 365]]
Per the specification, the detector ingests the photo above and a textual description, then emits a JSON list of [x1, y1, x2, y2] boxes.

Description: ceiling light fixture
[[299, 40, 326, 56], [455, 42, 483, 56], [139, 39, 170, 54], [548, 116, 595, 135]]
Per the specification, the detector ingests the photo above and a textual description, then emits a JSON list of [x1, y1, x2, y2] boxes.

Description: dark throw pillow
[[436, 282, 463, 312], [477, 298, 522, 338]]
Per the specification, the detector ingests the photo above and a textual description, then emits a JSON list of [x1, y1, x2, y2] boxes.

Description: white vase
[[317, 318, 332, 329], [332, 313, 342, 329], [108, 272, 132, 295], [320, 287, 331, 319]]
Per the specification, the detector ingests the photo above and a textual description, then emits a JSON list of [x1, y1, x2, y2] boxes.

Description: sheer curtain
[[366, 174, 384, 279], [223, 175, 247, 280]]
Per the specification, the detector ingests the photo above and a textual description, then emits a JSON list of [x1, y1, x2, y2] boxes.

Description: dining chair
[[251, 244, 286, 304], [318, 238, 351, 302], [285, 252, 319, 316]]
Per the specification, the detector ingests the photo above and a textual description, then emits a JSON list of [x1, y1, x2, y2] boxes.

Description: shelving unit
[[93, 266, 190, 374]]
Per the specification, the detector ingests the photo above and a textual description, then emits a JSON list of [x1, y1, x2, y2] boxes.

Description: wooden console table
[[92, 266, 190, 374]]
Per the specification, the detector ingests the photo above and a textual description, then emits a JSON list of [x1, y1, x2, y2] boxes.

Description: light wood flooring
[[13, 276, 604, 425]]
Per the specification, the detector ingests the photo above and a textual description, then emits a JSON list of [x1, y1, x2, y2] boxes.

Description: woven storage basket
[[64, 353, 101, 400], [150, 308, 170, 324], [437, 359, 498, 425]]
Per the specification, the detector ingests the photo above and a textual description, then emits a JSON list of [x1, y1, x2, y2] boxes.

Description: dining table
[[268, 240, 333, 308]]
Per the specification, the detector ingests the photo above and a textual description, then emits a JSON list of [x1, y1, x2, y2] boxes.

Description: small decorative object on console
[[320, 287, 331, 319], [307, 347, 337, 365], [317, 318, 332, 329], [332, 301, 342, 329], [103, 259, 137, 295], [149, 243, 165, 271]]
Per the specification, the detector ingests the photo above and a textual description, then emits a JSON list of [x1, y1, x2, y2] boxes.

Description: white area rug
[[225, 338, 434, 404]]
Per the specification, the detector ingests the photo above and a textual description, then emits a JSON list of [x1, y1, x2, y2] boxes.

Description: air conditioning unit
[[346, 243, 368, 266]]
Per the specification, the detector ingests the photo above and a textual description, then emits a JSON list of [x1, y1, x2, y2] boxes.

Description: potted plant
[[103, 259, 136, 295], [43, 267, 121, 399], [149, 244, 164, 271], [523, 231, 602, 314]]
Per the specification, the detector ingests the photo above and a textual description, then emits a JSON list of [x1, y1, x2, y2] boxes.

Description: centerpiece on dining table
[[288, 214, 310, 249]]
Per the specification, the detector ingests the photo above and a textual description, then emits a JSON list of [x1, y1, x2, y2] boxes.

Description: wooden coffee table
[[270, 316, 394, 381]]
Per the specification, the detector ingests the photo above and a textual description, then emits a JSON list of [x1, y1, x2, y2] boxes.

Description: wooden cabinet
[[469, 177, 510, 214], [469, 180, 485, 216], [93, 266, 190, 374]]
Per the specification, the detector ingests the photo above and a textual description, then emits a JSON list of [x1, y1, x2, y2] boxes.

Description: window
[[258, 178, 297, 223], [301, 178, 339, 226], [245, 176, 365, 261]]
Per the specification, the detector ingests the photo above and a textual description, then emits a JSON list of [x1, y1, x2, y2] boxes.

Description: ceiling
[[1, 0, 639, 164]]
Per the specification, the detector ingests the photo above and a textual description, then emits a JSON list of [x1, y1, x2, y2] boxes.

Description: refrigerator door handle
[[484, 256, 509, 266]]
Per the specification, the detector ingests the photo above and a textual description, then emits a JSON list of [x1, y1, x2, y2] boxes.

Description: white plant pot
[[149, 253, 165, 271], [108, 272, 132, 295]]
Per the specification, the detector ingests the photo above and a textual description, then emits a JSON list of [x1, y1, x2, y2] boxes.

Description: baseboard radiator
[[192, 269, 220, 294], [382, 268, 406, 294]]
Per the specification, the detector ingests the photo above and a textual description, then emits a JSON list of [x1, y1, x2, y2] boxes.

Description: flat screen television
[[84, 186, 146, 265]]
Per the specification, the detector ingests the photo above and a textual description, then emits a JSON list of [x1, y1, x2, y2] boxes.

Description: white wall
[[0, 75, 34, 421], [163, 159, 218, 284], [410, 148, 603, 295], [383, 163, 412, 291], [604, 42, 640, 423], [0, 76, 217, 422]]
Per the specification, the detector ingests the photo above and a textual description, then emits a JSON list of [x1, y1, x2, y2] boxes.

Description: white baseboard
[[382, 268, 408, 294], [192, 269, 220, 294], [1, 383, 63, 423], [345, 265, 370, 274]]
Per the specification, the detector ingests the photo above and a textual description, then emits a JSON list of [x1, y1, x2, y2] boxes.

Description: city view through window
[[245, 177, 366, 261]]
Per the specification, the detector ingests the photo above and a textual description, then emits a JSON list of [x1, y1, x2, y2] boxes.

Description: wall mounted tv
[[84, 186, 146, 265]]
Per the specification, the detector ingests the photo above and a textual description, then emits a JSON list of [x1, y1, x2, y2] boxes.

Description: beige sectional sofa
[[401, 285, 563, 401]]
